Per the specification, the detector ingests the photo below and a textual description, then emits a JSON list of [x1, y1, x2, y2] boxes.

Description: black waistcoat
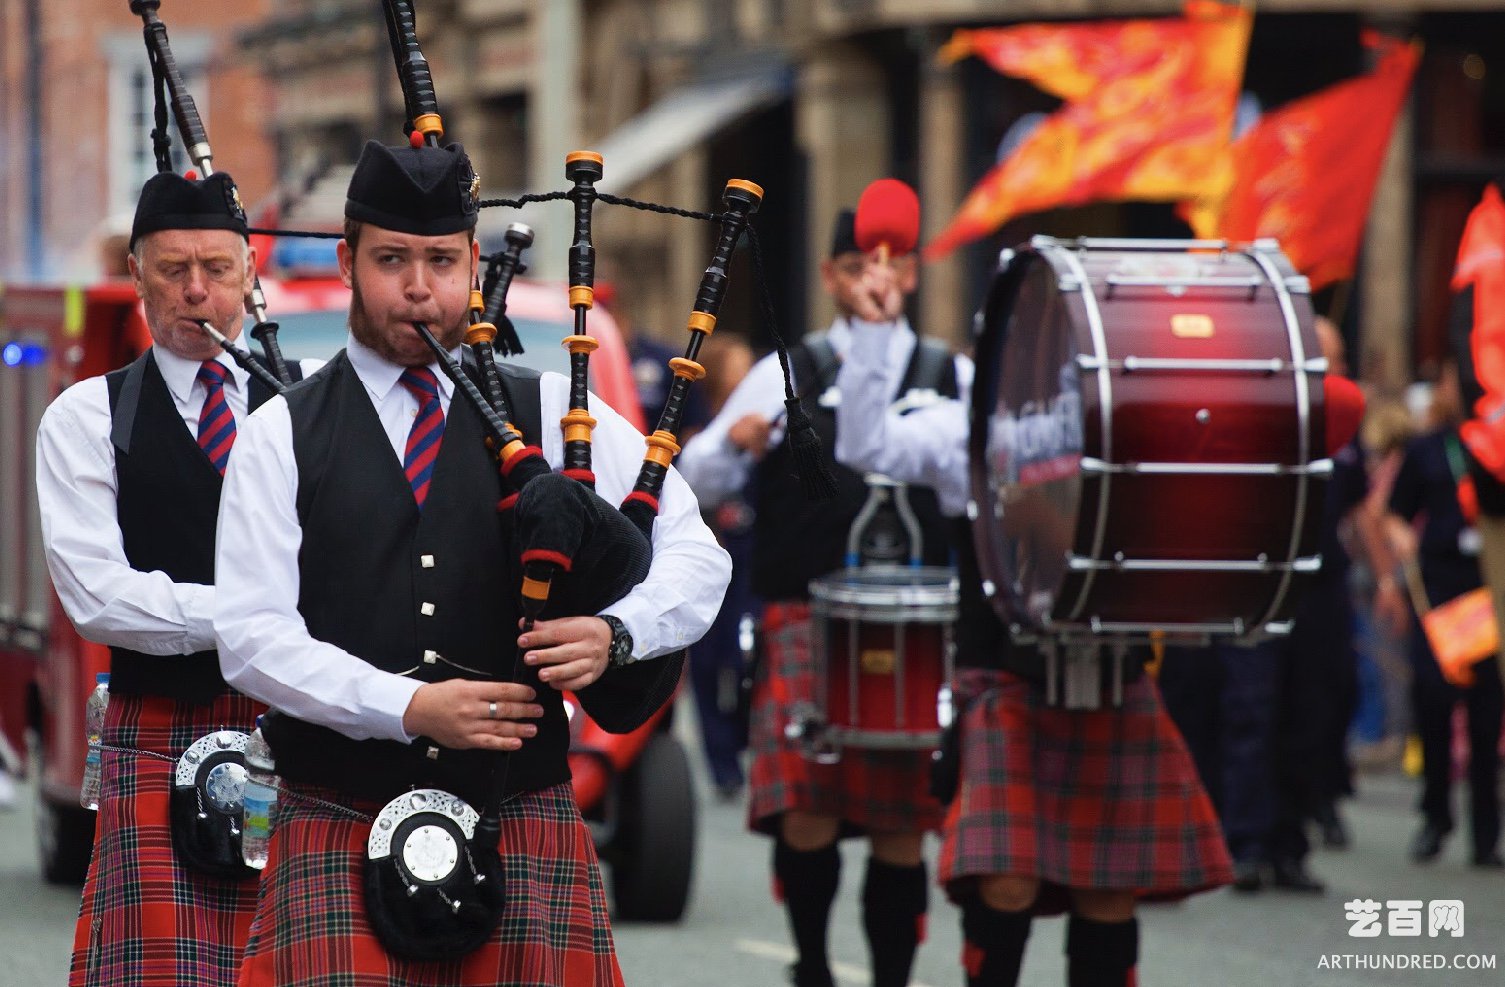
[[751, 334, 957, 601], [263, 352, 569, 807], [105, 349, 291, 702]]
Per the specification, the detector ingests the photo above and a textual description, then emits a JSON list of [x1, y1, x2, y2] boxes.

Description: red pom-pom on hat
[[855, 179, 920, 256]]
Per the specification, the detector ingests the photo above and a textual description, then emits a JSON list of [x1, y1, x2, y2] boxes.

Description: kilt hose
[[236, 781, 623, 987], [747, 602, 945, 837], [939, 668, 1233, 915], [70, 690, 265, 987]]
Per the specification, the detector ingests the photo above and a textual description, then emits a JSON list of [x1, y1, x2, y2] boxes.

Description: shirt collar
[[153, 341, 244, 404], [344, 330, 456, 404]]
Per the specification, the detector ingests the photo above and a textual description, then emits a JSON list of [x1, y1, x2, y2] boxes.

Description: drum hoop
[[966, 246, 1037, 630], [1246, 245, 1315, 631], [810, 600, 959, 623], [807, 566, 959, 609], [1041, 240, 1112, 623]]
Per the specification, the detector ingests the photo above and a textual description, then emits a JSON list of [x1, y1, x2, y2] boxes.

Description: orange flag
[[1453, 184, 1505, 480], [1184, 34, 1421, 290], [926, 1, 1251, 260]]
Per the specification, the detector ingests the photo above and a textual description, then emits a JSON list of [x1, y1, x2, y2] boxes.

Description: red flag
[[926, 1, 1250, 259], [1185, 34, 1420, 290], [1453, 185, 1505, 480]]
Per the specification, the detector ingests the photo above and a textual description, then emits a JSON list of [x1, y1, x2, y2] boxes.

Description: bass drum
[[967, 237, 1328, 641]]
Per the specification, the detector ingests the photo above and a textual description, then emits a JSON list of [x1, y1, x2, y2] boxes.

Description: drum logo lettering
[[860, 649, 896, 675], [1171, 313, 1215, 338], [995, 388, 1083, 487]]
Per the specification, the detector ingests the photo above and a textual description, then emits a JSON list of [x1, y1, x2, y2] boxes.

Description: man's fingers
[[480, 700, 544, 720]]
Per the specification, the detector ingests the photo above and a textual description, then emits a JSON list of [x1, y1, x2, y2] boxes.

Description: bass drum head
[[967, 248, 1085, 631]]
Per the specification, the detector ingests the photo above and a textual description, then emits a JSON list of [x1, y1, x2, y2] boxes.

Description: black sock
[[960, 895, 1032, 987], [862, 857, 928, 987], [1065, 915, 1139, 987], [773, 838, 841, 987]]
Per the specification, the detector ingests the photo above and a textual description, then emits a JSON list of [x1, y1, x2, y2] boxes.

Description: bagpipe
[[353, 0, 836, 960]]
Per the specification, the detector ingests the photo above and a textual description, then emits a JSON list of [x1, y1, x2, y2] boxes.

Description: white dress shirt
[[832, 319, 975, 517], [35, 342, 321, 656], [214, 332, 732, 744]]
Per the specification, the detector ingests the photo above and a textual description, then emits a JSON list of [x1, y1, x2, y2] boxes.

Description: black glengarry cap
[[129, 172, 248, 250], [345, 140, 480, 236], [829, 208, 858, 258]]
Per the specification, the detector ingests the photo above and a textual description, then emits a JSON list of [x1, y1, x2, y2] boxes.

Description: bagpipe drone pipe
[[127, 1, 295, 390]]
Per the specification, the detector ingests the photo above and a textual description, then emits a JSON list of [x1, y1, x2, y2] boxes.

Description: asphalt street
[[0, 700, 1501, 986]]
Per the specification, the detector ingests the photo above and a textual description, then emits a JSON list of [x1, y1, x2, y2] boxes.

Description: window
[[105, 33, 211, 219]]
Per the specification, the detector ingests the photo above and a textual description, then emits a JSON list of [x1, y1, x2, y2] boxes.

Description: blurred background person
[[1381, 360, 1503, 867]]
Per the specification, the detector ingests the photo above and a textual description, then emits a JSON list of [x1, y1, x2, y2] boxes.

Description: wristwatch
[[600, 615, 636, 667]]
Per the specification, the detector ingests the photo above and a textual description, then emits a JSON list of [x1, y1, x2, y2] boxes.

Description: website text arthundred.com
[[1317, 954, 1498, 972]]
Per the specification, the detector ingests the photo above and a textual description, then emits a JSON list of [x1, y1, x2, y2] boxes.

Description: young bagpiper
[[213, 139, 730, 985]]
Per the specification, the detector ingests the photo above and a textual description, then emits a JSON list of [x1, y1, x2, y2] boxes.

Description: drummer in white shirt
[[679, 205, 968, 987]]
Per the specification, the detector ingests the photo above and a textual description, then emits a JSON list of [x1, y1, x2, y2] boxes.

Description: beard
[[346, 271, 467, 366]]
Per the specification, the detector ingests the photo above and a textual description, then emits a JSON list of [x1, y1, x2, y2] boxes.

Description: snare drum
[[968, 237, 1327, 641], [801, 566, 958, 753]]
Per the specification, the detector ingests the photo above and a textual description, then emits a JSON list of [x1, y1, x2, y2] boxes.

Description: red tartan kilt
[[70, 690, 265, 987], [237, 782, 623, 987], [938, 668, 1233, 915], [747, 602, 944, 837]]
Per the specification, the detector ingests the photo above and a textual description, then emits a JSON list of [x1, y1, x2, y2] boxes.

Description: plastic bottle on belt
[[241, 716, 279, 869], [80, 673, 109, 811]]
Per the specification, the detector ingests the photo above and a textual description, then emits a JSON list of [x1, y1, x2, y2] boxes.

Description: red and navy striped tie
[[196, 360, 236, 476], [399, 367, 445, 509]]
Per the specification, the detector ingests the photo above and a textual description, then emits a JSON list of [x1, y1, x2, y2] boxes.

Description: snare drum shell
[[971, 239, 1327, 636], [808, 568, 957, 749]]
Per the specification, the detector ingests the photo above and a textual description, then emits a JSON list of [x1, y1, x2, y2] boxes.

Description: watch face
[[606, 617, 633, 664]]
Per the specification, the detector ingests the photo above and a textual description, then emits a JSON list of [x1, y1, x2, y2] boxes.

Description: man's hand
[[850, 260, 905, 324], [402, 679, 543, 751], [727, 413, 772, 459], [520, 616, 611, 692]]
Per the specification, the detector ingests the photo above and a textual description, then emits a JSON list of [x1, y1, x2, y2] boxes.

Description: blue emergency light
[[2, 341, 47, 367]]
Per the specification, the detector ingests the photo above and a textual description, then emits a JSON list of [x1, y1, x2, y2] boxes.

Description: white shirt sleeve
[[214, 398, 422, 743], [833, 320, 974, 517], [538, 374, 732, 660], [36, 377, 217, 655], [675, 352, 789, 508]]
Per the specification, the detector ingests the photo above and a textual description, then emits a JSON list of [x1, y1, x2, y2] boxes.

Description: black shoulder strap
[[493, 365, 544, 447], [793, 333, 840, 400], [898, 337, 957, 399], [108, 351, 153, 456]]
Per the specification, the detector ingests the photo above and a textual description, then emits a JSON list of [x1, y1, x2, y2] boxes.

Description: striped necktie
[[196, 360, 236, 476], [399, 366, 445, 509]]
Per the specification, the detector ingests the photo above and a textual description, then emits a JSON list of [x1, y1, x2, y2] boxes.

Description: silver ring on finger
[[488, 700, 498, 720]]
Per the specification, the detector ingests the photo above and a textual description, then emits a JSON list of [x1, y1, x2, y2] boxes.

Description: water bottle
[[241, 716, 278, 869], [80, 673, 109, 811]]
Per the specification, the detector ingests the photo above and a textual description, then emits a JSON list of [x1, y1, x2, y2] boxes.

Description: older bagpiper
[[38, 171, 312, 986]]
